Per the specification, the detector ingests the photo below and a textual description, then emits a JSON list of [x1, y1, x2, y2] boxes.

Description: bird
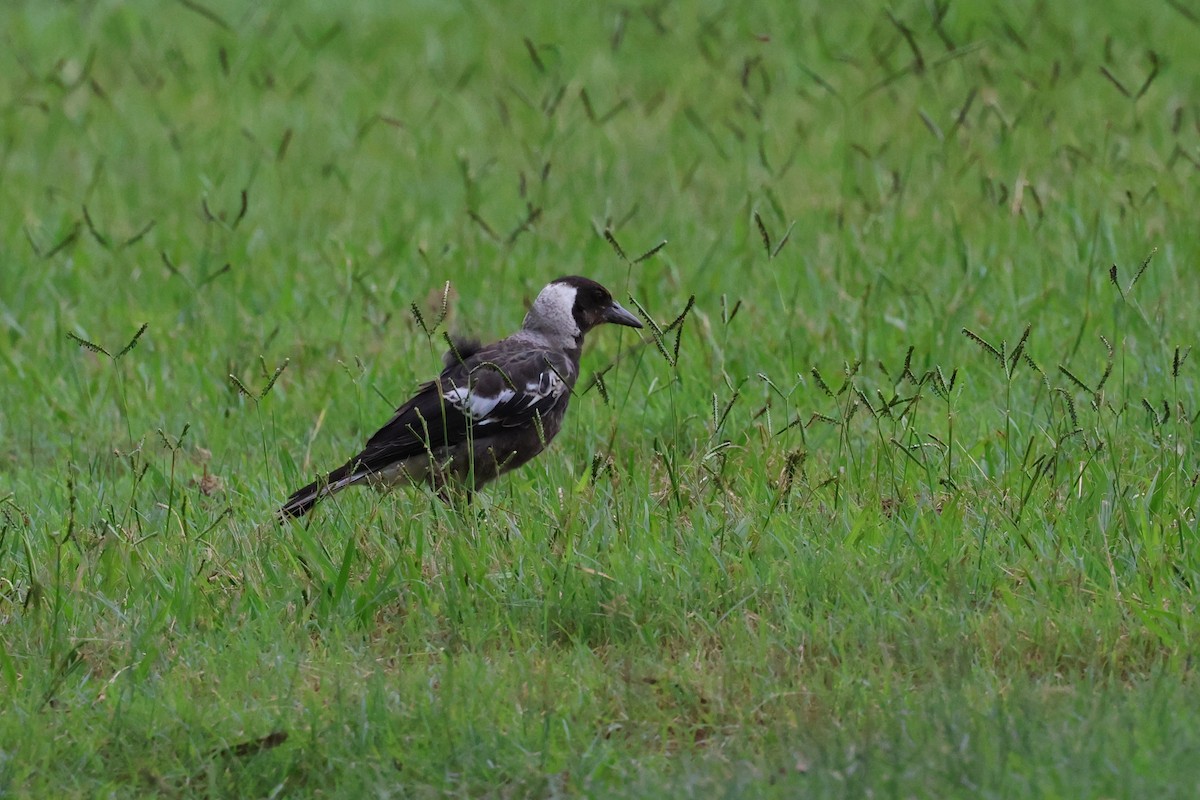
[[278, 275, 643, 518]]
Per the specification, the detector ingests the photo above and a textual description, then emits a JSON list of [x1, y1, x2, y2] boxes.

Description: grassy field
[[2, 0, 1199, 795]]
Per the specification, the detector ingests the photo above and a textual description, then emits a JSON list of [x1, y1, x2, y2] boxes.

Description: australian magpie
[[278, 276, 642, 518]]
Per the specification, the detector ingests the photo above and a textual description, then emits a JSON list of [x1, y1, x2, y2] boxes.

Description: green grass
[[2, 0, 1199, 795]]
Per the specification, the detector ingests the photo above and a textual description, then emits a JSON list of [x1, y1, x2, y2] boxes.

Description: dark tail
[[278, 478, 325, 519], [278, 462, 364, 520]]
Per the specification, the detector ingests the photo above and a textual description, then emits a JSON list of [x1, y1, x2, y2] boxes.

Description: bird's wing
[[452, 347, 574, 432], [341, 343, 574, 476]]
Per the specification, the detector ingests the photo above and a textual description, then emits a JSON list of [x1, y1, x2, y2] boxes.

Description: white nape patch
[[523, 282, 579, 338], [445, 386, 515, 423]]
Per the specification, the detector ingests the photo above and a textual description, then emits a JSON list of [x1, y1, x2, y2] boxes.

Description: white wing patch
[[443, 369, 568, 425], [519, 370, 567, 410], [444, 386, 515, 422]]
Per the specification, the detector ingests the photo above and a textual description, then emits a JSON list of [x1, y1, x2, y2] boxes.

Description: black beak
[[604, 301, 643, 328]]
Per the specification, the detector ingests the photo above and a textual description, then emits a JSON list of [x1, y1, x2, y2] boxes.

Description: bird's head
[[523, 276, 642, 342]]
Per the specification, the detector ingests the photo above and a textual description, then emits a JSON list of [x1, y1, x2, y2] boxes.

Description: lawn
[[2, 0, 1199, 796]]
